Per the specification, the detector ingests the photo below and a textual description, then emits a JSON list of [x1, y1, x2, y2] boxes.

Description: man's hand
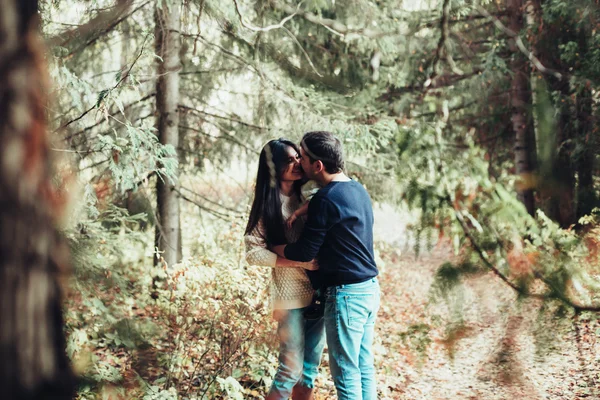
[[302, 259, 319, 271]]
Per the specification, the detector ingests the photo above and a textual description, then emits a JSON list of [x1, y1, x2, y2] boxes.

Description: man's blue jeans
[[267, 308, 326, 399], [325, 278, 380, 400]]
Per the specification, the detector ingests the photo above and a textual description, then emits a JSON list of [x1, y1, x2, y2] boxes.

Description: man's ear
[[314, 160, 324, 173]]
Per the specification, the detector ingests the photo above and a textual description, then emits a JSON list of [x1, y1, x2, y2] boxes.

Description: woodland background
[[1, 0, 600, 399]]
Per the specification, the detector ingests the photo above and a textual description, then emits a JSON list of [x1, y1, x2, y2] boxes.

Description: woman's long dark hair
[[245, 139, 304, 245]]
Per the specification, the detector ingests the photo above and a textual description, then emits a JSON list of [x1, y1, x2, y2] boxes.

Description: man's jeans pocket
[[331, 278, 380, 328], [343, 294, 374, 328]]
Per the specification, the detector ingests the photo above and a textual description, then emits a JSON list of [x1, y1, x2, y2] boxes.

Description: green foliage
[[398, 323, 432, 365], [64, 215, 279, 398]]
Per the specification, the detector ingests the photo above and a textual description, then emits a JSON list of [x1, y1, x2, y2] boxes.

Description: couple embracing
[[245, 131, 380, 400]]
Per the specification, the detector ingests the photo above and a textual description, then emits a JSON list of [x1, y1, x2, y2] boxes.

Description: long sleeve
[[284, 195, 339, 262], [244, 219, 277, 267], [244, 195, 315, 310]]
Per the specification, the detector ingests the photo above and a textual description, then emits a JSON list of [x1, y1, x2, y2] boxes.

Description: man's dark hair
[[301, 131, 344, 174]]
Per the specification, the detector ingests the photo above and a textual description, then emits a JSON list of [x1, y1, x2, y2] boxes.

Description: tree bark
[[0, 0, 74, 398], [574, 27, 597, 219], [154, 0, 182, 268], [528, 0, 577, 226], [508, 0, 536, 215], [575, 82, 596, 219]]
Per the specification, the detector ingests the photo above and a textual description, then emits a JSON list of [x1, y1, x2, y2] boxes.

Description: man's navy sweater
[[284, 180, 378, 287]]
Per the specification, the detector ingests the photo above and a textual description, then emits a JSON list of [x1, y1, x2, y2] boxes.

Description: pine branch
[[222, 30, 350, 92], [450, 202, 544, 297], [55, 40, 148, 133], [281, 26, 323, 77], [179, 67, 244, 75], [411, 99, 480, 119], [181, 33, 257, 72], [62, 93, 155, 141], [430, 110, 600, 312], [448, 196, 600, 312]]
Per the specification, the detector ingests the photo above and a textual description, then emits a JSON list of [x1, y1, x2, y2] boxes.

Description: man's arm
[[246, 220, 316, 270], [272, 244, 287, 258], [281, 196, 338, 262]]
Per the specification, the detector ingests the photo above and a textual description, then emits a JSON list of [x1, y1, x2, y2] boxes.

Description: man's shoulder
[[328, 180, 369, 197]]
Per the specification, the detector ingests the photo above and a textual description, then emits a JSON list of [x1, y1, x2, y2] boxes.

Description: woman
[[245, 138, 325, 400]]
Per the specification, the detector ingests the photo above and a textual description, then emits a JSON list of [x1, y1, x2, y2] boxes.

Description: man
[[273, 131, 380, 400]]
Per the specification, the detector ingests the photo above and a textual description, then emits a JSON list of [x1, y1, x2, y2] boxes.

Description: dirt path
[[367, 247, 598, 400]]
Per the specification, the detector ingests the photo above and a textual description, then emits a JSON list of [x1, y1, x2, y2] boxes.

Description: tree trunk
[[154, 0, 182, 268], [551, 90, 577, 227], [528, 0, 577, 226], [575, 73, 597, 218], [0, 0, 74, 398], [508, 0, 536, 215]]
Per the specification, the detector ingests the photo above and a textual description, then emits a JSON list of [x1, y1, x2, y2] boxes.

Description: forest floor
[[309, 205, 600, 400]]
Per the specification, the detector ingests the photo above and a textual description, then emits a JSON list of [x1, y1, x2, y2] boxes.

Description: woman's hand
[[286, 212, 298, 229]]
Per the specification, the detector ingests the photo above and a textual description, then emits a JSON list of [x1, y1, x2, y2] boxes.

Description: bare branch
[[46, 0, 133, 47], [378, 68, 483, 102], [232, 0, 301, 32], [270, 1, 505, 40], [281, 26, 323, 77], [179, 124, 259, 154], [474, 5, 564, 80], [179, 104, 265, 131], [425, 0, 463, 88], [270, 1, 391, 38], [48, 1, 151, 59], [175, 188, 240, 221], [179, 186, 244, 215]]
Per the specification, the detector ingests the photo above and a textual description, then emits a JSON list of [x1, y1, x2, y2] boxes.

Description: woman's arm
[[286, 201, 310, 229], [245, 219, 317, 270], [276, 256, 318, 270]]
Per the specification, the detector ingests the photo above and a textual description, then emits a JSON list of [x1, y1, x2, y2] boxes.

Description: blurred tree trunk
[[0, 0, 74, 398], [154, 0, 182, 268], [508, 0, 536, 215]]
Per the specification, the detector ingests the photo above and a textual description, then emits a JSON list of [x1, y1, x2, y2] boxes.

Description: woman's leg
[[298, 315, 325, 388], [267, 308, 305, 400]]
